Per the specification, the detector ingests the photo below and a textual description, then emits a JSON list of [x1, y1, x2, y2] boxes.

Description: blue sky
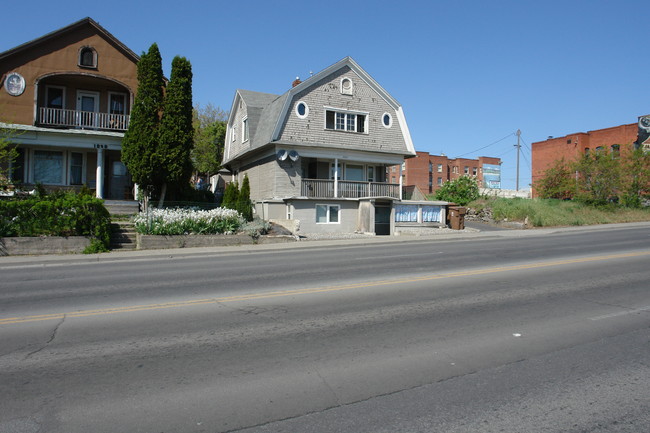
[[4, 0, 648, 189]]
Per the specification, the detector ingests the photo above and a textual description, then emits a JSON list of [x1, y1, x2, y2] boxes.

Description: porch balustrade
[[39, 107, 130, 131], [301, 179, 400, 199]]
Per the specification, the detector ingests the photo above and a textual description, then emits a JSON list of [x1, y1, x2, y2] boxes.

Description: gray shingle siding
[[277, 66, 407, 154]]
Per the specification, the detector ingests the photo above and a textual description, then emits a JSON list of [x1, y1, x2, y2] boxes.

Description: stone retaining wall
[[0, 236, 90, 256]]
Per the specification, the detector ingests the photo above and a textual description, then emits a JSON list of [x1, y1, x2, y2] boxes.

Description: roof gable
[[0, 17, 139, 63]]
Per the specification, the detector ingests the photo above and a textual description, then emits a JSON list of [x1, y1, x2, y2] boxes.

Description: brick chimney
[[292, 76, 302, 88]]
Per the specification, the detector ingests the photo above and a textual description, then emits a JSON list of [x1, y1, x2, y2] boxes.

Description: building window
[[395, 205, 418, 222], [611, 144, 620, 158], [231, 125, 236, 142], [437, 164, 443, 173], [464, 166, 469, 174], [295, 101, 309, 119], [428, 162, 433, 173], [33, 150, 64, 184], [10, 148, 25, 183], [46, 86, 65, 109], [69, 152, 84, 185], [382, 112, 392, 128], [437, 177, 443, 185], [325, 109, 367, 133], [473, 167, 477, 176], [109, 93, 126, 115], [78, 47, 97, 68], [452, 166, 458, 174], [585, 147, 590, 155], [242, 117, 249, 142], [316, 204, 340, 224], [340, 77, 353, 95]]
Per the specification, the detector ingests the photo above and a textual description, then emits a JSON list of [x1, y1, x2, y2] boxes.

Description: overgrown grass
[[469, 197, 650, 227]]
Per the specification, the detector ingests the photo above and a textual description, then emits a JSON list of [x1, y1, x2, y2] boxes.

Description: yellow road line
[[2, 250, 648, 326]]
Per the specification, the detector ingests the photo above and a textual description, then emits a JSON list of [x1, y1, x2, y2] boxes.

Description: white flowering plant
[[133, 207, 244, 235]]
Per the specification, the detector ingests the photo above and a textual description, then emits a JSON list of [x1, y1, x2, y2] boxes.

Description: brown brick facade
[[531, 123, 638, 197], [390, 152, 501, 195]]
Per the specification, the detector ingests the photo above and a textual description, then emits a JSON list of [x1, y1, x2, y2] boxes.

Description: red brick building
[[531, 123, 639, 197], [388, 152, 501, 195]]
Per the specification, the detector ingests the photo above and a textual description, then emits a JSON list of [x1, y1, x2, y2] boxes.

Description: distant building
[[388, 152, 501, 195], [531, 115, 649, 197]]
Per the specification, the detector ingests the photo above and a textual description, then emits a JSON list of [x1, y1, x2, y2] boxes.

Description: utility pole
[[515, 129, 521, 191]]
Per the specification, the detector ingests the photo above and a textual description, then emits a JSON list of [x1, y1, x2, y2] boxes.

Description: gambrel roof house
[[223, 57, 445, 236], [0, 18, 139, 200]]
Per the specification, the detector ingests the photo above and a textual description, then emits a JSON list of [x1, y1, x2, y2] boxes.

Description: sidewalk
[[1, 221, 648, 267]]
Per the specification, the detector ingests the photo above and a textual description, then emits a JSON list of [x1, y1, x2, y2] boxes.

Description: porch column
[[96, 147, 104, 199], [399, 162, 403, 200], [334, 158, 339, 198]]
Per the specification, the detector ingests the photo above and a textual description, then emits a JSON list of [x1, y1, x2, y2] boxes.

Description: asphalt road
[[1, 223, 649, 432]]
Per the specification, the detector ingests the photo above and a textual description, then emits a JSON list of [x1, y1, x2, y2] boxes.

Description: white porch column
[[334, 158, 339, 198], [96, 147, 104, 199], [399, 162, 403, 200]]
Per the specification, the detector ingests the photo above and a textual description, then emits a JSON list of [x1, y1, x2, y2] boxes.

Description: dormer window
[[78, 47, 97, 68]]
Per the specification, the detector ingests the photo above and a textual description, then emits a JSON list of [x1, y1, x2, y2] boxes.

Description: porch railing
[[301, 179, 400, 199], [39, 107, 130, 131]]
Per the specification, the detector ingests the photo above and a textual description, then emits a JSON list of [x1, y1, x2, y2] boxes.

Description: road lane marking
[[2, 250, 649, 326], [590, 305, 650, 321]]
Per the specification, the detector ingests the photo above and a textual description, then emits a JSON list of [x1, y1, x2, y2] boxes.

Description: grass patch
[[469, 197, 650, 227]]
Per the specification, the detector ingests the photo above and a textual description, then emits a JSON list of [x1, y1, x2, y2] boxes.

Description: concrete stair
[[110, 221, 137, 251]]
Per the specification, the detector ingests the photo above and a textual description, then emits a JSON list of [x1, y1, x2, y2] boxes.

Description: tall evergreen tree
[[221, 182, 239, 210], [237, 174, 253, 221], [122, 43, 164, 191], [157, 56, 194, 205]]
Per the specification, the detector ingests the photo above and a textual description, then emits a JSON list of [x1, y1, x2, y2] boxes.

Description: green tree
[[574, 149, 620, 205], [236, 174, 253, 221], [434, 175, 480, 205], [221, 181, 239, 210], [192, 104, 227, 178], [0, 127, 19, 189], [122, 43, 165, 192], [535, 158, 576, 199], [620, 148, 650, 208], [157, 56, 194, 205]]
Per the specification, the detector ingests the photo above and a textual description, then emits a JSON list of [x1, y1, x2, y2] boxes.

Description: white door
[[76, 90, 99, 128]]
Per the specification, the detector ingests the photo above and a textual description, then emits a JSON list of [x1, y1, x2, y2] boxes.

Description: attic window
[[78, 47, 97, 68], [382, 113, 392, 128], [340, 78, 353, 95], [325, 109, 367, 133], [295, 101, 309, 119]]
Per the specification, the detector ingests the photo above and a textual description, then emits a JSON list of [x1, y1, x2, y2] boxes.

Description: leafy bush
[[133, 207, 243, 235], [0, 191, 111, 251], [435, 176, 480, 205]]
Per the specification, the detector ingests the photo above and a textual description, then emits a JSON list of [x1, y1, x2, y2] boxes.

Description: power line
[[455, 132, 515, 158]]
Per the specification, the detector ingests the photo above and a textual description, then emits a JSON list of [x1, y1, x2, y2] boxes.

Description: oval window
[[382, 113, 392, 128], [295, 101, 309, 119]]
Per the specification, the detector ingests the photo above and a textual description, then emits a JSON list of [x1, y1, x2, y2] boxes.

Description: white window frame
[[437, 164, 443, 173], [382, 112, 393, 128], [316, 204, 340, 224], [340, 77, 353, 95], [230, 124, 236, 142], [108, 91, 127, 115], [295, 101, 309, 119], [68, 151, 86, 185], [242, 117, 249, 143], [324, 107, 368, 134]]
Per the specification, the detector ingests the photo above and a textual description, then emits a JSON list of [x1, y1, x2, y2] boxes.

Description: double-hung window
[[316, 204, 340, 224], [325, 109, 366, 133]]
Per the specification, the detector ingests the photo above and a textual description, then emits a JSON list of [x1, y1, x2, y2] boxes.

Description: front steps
[[110, 221, 137, 251]]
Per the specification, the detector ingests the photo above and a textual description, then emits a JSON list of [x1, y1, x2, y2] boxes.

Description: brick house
[[0, 18, 139, 199], [389, 152, 501, 195], [531, 120, 646, 197]]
